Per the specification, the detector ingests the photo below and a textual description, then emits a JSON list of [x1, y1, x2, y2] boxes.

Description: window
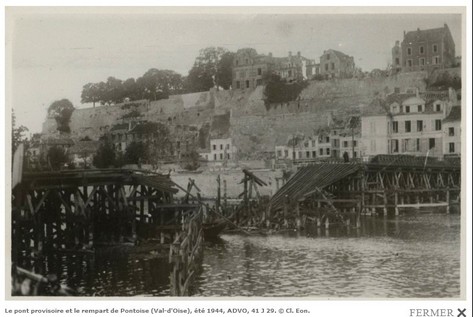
[[370, 121, 376, 134], [435, 103, 442, 112], [392, 139, 399, 153], [326, 148, 330, 155], [312, 151, 316, 158], [435, 120, 442, 131], [326, 54, 330, 60], [416, 138, 420, 151], [277, 150, 282, 157], [395, 57, 400, 65], [407, 47, 412, 55], [227, 153, 230, 159], [220, 144, 223, 150], [429, 138, 435, 149], [405, 105, 410, 113], [214, 154, 217, 160], [331, 63, 335, 70], [256, 79, 262, 86], [370, 140, 376, 152], [284, 150, 288, 157], [235, 60, 239, 66], [417, 120, 423, 132], [402, 139, 409, 152], [433, 44, 438, 53], [257, 68, 262, 75], [433, 56, 440, 65], [353, 152, 357, 158], [220, 153, 223, 160], [419, 46, 424, 54], [319, 148, 323, 155], [407, 59, 413, 67], [419, 58, 425, 66], [246, 80, 250, 88], [449, 127, 455, 136], [325, 136, 330, 143], [418, 105, 423, 112], [306, 151, 310, 158], [405, 121, 411, 133], [449, 143, 455, 153], [392, 121, 398, 133], [226, 144, 230, 149], [325, 64, 329, 71], [353, 140, 357, 147], [213, 144, 216, 150], [236, 81, 240, 89], [288, 70, 292, 77], [343, 141, 348, 147]]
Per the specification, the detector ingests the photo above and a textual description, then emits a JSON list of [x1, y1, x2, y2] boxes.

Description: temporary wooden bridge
[[11, 168, 204, 296], [269, 155, 461, 229]]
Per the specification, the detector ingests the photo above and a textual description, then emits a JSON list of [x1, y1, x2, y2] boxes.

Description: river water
[[47, 213, 461, 297]]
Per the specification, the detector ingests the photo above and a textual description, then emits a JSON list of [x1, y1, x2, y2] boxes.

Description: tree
[[124, 141, 147, 165], [12, 110, 29, 154], [180, 150, 200, 171], [216, 51, 236, 90], [48, 99, 75, 133], [81, 83, 102, 107], [93, 139, 116, 168], [185, 47, 234, 92], [47, 146, 69, 170], [136, 69, 184, 101]]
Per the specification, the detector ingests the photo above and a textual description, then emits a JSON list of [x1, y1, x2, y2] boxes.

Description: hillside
[[41, 68, 460, 159]]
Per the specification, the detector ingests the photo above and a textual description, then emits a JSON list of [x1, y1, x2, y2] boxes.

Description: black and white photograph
[[4, 5, 469, 305]]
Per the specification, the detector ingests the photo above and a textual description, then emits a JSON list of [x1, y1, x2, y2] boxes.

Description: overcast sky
[[7, 9, 462, 134]]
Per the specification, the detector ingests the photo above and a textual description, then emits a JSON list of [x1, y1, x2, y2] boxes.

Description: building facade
[[232, 48, 271, 90], [319, 49, 356, 79], [361, 90, 458, 159], [399, 24, 456, 73], [443, 106, 461, 156]]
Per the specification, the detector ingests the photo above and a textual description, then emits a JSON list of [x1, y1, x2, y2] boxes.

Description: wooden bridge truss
[[11, 169, 203, 295]]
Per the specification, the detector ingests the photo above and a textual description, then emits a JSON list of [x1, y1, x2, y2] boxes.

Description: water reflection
[[194, 214, 461, 297], [37, 213, 460, 297]]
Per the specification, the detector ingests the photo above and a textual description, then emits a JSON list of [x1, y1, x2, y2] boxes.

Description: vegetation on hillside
[[48, 99, 75, 134], [263, 74, 309, 107]]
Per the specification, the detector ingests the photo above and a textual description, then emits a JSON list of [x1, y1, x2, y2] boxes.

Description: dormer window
[[407, 47, 412, 55], [417, 105, 423, 112], [435, 103, 442, 112], [391, 104, 399, 113]]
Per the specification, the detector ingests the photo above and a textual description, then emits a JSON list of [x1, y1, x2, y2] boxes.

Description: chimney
[[297, 51, 301, 58], [288, 51, 292, 57], [415, 87, 419, 98], [417, 28, 420, 31], [395, 40, 400, 46], [268, 52, 273, 57], [403, 30, 406, 37]]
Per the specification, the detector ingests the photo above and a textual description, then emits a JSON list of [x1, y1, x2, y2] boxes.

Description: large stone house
[[397, 24, 456, 73], [232, 48, 317, 89], [319, 49, 356, 79]]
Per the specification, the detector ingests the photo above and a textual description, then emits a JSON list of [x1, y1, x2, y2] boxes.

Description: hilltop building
[[232, 49, 317, 90], [319, 49, 356, 79], [395, 24, 456, 73]]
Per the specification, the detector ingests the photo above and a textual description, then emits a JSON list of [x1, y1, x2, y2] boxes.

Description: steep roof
[[403, 25, 450, 44], [44, 137, 75, 146], [444, 106, 461, 123], [322, 49, 354, 62], [69, 141, 101, 155]]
